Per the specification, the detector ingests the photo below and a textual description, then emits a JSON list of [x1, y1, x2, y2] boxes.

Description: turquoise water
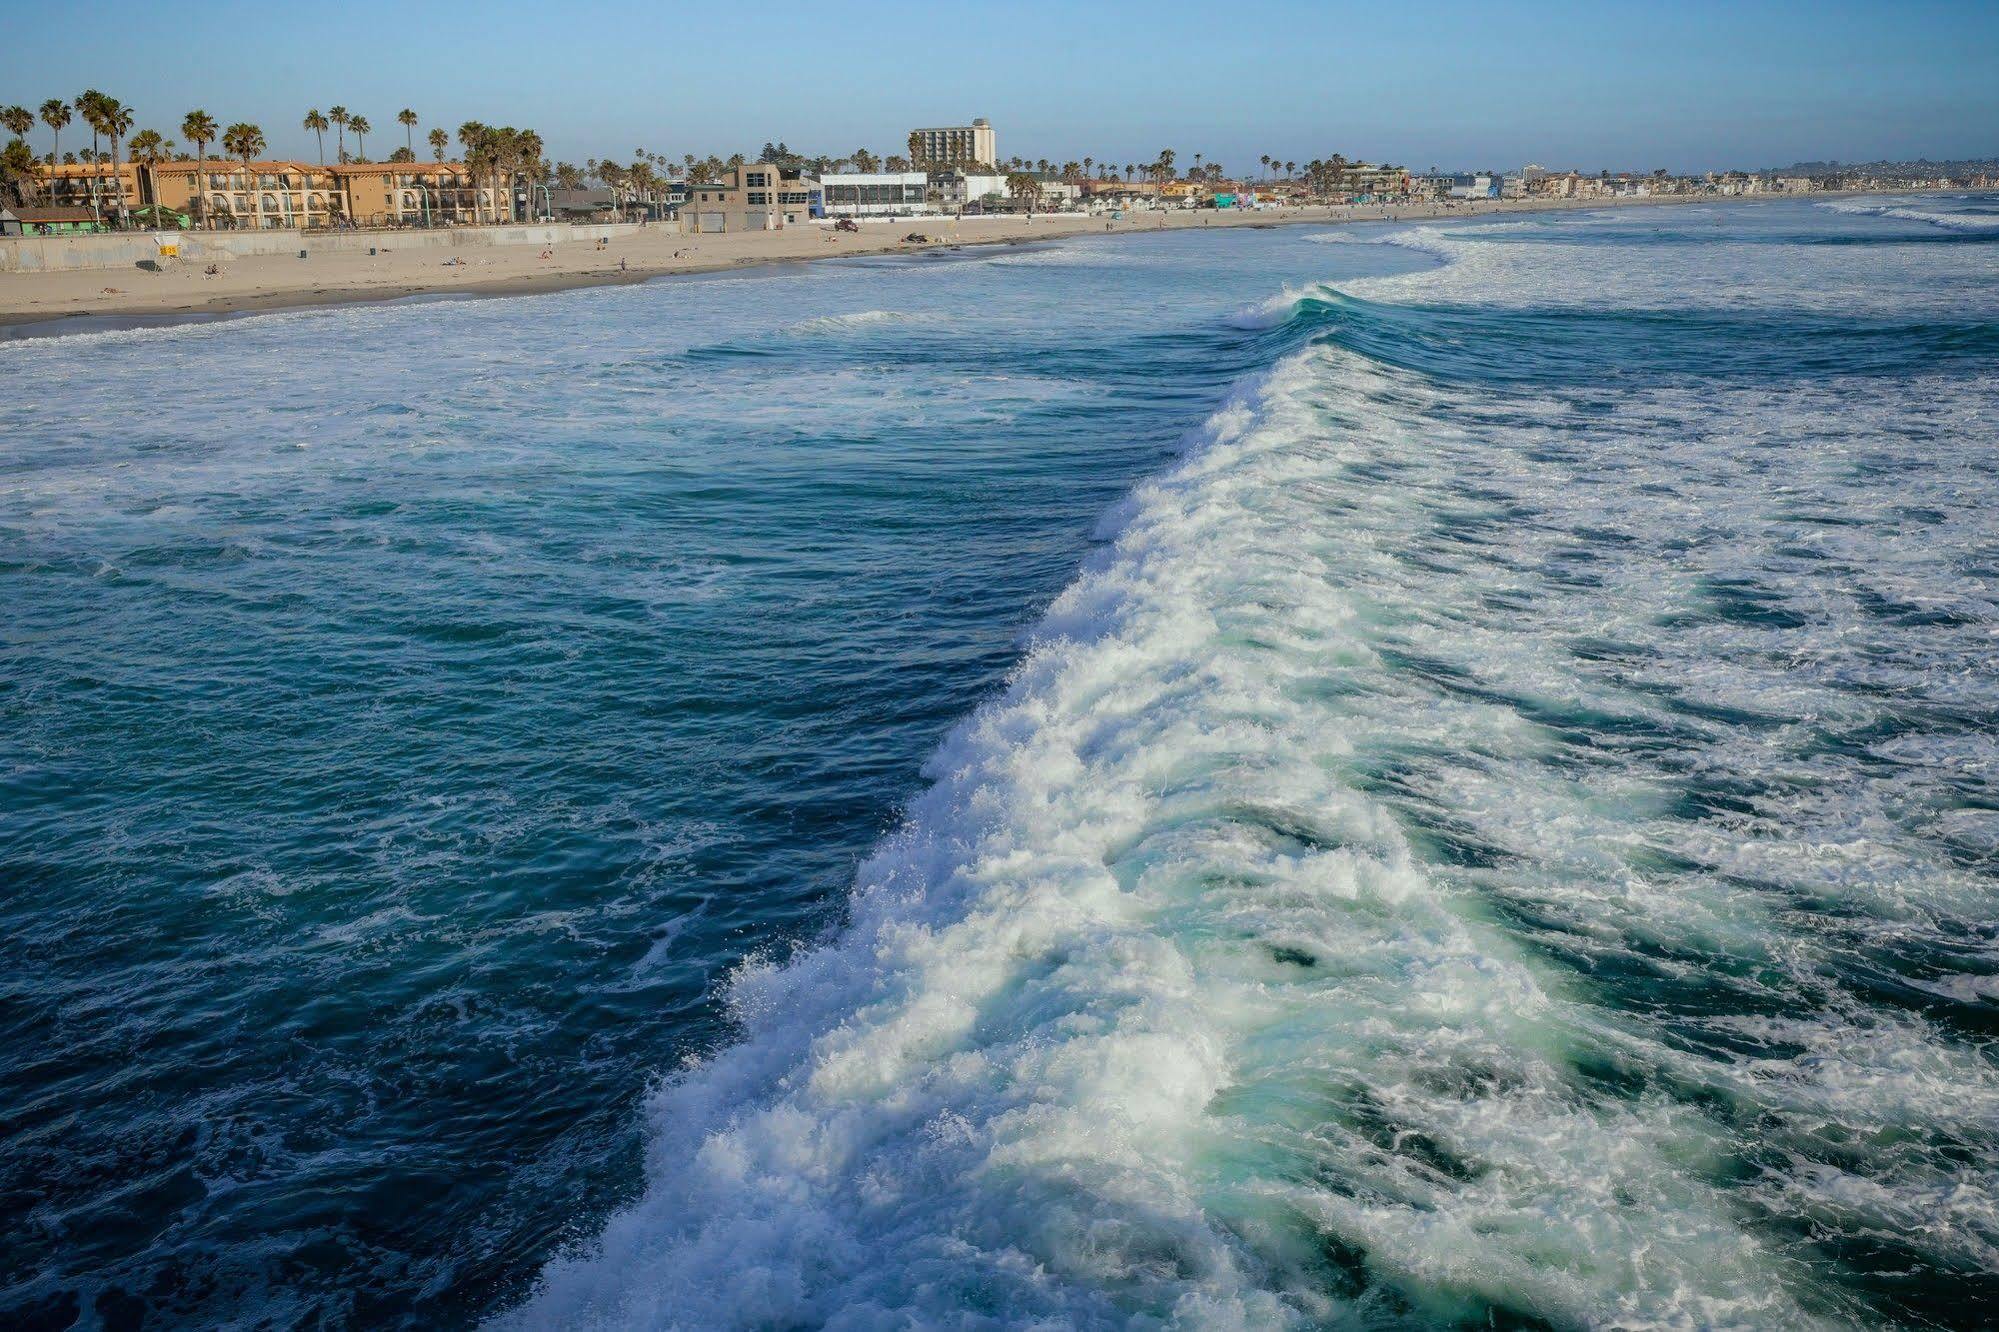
[[4, 199, 1997, 1329]]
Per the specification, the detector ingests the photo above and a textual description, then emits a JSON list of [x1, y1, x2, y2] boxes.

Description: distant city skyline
[[7, 0, 1997, 174]]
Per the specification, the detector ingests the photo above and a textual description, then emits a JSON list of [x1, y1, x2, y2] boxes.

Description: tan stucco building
[[909, 119, 996, 169], [685, 164, 816, 233]]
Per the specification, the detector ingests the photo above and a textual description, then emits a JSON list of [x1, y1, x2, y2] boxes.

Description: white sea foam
[[1819, 196, 1999, 231], [785, 309, 943, 334], [501, 200, 1999, 1329]]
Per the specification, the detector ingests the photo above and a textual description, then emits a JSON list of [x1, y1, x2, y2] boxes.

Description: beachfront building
[[928, 170, 1010, 213], [908, 119, 997, 169], [2, 205, 105, 235], [33, 157, 501, 230], [685, 164, 817, 232], [32, 161, 143, 220], [329, 163, 494, 226], [1036, 180, 1082, 210], [819, 172, 932, 219], [1325, 162, 1410, 198], [1080, 180, 1163, 210], [144, 160, 347, 229]]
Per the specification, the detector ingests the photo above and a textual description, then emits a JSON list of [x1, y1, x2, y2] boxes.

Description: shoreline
[[0, 192, 1866, 339]]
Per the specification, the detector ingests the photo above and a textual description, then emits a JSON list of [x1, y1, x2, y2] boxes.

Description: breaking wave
[[504, 203, 1999, 1329]]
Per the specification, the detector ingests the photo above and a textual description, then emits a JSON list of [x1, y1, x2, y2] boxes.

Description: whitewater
[[505, 199, 1999, 1329], [3, 197, 1995, 1330]]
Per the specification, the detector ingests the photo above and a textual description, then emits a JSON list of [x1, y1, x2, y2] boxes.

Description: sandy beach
[[0, 196, 1707, 334]]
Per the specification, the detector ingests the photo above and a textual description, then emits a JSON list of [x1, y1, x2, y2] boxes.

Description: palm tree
[[74, 91, 109, 223], [127, 127, 171, 218], [1285, 160, 1296, 180], [181, 110, 217, 229], [349, 116, 371, 161], [329, 105, 348, 161], [223, 122, 266, 229], [39, 99, 70, 190], [428, 127, 447, 163], [398, 108, 417, 156], [0, 105, 30, 141], [303, 109, 329, 164], [98, 98, 133, 226], [0, 136, 37, 209], [127, 128, 168, 165], [457, 121, 487, 221]]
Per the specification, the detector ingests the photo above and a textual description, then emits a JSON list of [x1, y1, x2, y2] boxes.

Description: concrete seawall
[[0, 222, 673, 274]]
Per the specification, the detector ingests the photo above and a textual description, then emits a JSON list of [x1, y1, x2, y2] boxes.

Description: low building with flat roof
[[819, 172, 931, 218], [928, 170, 1010, 212]]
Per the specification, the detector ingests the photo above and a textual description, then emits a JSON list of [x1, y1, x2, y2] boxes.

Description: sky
[[7, 0, 1997, 174]]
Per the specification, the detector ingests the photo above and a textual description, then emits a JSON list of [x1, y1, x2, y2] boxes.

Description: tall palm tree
[[98, 98, 133, 226], [181, 110, 217, 229], [329, 106, 348, 162], [127, 127, 170, 217], [127, 128, 168, 165], [349, 115, 371, 162], [1, 105, 31, 202], [39, 99, 70, 194], [428, 127, 447, 163], [457, 121, 488, 222], [223, 122, 266, 229], [398, 108, 418, 156], [1284, 160, 1296, 180], [303, 109, 329, 164], [1, 104, 34, 201], [74, 90, 109, 223]]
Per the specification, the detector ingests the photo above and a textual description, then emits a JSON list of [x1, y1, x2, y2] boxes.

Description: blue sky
[[7, 0, 1996, 172]]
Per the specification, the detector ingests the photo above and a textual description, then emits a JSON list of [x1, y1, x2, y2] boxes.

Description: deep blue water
[[3, 197, 1997, 1330]]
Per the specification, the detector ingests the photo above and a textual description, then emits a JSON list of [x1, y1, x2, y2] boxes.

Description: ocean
[[3, 195, 1996, 1329]]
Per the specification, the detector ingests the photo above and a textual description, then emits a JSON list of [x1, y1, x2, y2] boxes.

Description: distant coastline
[[0, 189, 1932, 340]]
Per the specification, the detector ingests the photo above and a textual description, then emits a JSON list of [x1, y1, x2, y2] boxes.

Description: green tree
[[303, 109, 329, 164], [1, 136, 38, 209], [182, 110, 217, 229], [75, 90, 109, 223], [457, 121, 488, 221], [39, 99, 71, 187], [398, 108, 418, 156], [329, 105, 348, 161], [100, 98, 133, 225], [222, 121, 266, 229], [127, 128, 170, 165], [428, 127, 448, 162], [349, 115, 371, 161]]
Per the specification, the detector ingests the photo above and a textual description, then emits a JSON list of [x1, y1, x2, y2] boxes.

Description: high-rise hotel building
[[909, 119, 997, 168]]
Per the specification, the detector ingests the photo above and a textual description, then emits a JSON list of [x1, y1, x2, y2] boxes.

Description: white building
[[930, 171, 1011, 212], [1036, 180, 1081, 209], [819, 172, 934, 218]]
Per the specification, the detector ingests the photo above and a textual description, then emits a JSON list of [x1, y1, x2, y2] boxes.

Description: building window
[[747, 192, 768, 205]]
